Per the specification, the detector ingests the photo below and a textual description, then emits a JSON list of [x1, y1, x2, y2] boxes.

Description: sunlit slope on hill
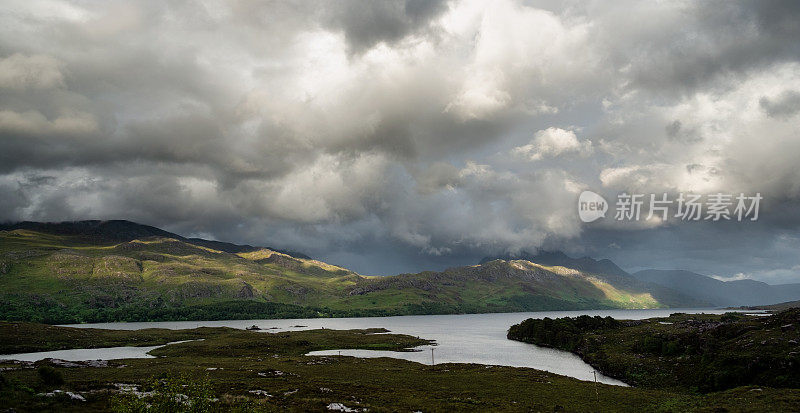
[[0, 222, 704, 323]]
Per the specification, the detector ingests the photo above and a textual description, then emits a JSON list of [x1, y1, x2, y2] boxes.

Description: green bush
[[720, 312, 743, 322], [113, 373, 214, 413], [37, 366, 64, 386]]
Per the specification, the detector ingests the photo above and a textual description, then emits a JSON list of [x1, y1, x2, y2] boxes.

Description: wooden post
[[593, 370, 600, 408]]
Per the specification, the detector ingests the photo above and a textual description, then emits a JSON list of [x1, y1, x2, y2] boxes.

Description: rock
[[85, 360, 109, 368], [0, 359, 34, 370], [257, 253, 304, 271], [47, 358, 108, 368], [47, 359, 83, 368], [327, 403, 360, 412], [38, 390, 86, 401], [114, 383, 154, 399], [781, 324, 794, 331], [114, 383, 139, 392], [257, 369, 289, 377], [236, 282, 255, 298]]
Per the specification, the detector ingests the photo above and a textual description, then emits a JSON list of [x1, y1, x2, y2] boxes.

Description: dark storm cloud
[[747, 0, 800, 43], [1, 0, 800, 281], [760, 90, 800, 118], [321, 0, 448, 54], [587, 0, 800, 95]]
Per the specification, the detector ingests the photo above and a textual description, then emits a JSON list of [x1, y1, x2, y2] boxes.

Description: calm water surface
[[3, 308, 751, 385], [0, 341, 195, 362]]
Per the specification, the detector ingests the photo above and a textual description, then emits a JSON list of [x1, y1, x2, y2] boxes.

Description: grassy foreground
[[1, 323, 799, 412]]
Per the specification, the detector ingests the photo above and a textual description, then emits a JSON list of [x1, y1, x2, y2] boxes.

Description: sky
[[1, 0, 800, 283]]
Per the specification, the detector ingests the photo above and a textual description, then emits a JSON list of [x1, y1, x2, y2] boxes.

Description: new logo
[[578, 191, 608, 223]]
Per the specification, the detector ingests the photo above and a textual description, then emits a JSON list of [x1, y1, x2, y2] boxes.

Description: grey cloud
[[412, 162, 461, 194], [588, 0, 800, 95], [665, 120, 681, 139], [321, 0, 448, 54], [665, 120, 701, 143], [0, 54, 64, 90], [222, 0, 448, 55], [746, 0, 800, 44], [760, 90, 800, 118], [0, 180, 29, 221]]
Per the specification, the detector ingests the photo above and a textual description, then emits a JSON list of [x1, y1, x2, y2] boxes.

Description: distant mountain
[[481, 250, 800, 308], [0, 220, 310, 259], [633, 269, 800, 306], [734, 299, 800, 311], [361, 259, 710, 310], [477, 250, 710, 306], [1, 220, 176, 242]]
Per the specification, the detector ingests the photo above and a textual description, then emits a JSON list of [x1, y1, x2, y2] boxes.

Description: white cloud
[[711, 266, 800, 285], [709, 273, 752, 282], [444, 0, 598, 120], [245, 152, 389, 223], [597, 62, 800, 198], [513, 128, 592, 160]]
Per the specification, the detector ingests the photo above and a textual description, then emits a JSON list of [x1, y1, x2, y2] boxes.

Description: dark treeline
[[507, 315, 618, 351], [0, 297, 493, 324], [507, 310, 800, 392]]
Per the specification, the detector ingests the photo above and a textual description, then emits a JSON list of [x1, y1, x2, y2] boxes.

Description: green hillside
[[0, 222, 701, 323]]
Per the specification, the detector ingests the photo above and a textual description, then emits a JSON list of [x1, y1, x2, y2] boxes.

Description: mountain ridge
[[480, 250, 631, 279], [1, 220, 795, 323], [483, 250, 800, 307], [0, 221, 697, 323], [0, 220, 311, 259], [632, 269, 800, 306]]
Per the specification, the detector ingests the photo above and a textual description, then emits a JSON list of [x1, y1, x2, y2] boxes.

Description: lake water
[[0, 340, 196, 362], [3, 308, 751, 386]]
